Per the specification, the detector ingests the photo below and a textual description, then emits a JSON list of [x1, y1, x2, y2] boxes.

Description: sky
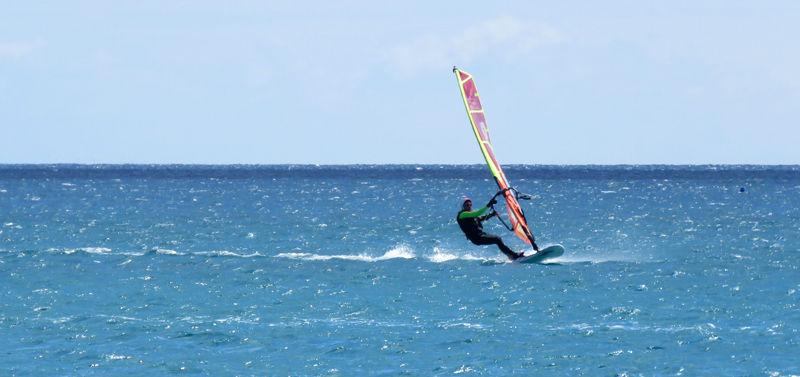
[[1, 1, 799, 165]]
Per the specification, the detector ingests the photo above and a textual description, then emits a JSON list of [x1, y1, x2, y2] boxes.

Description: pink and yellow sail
[[454, 68, 537, 249]]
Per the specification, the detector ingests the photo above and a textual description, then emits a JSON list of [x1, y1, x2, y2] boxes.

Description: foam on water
[[194, 250, 263, 258], [427, 246, 499, 263], [44, 247, 113, 255], [275, 245, 415, 262], [153, 248, 184, 256]]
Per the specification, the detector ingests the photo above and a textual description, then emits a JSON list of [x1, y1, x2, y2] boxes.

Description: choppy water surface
[[2, 165, 799, 375]]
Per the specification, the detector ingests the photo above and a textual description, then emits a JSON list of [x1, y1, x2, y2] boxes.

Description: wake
[[274, 245, 507, 264]]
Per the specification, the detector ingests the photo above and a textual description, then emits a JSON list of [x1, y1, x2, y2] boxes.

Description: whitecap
[[454, 365, 475, 374], [275, 252, 315, 260], [83, 247, 112, 254], [53, 316, 75, 324], [194, 250, 261, 258], [104, 354, 131, 361], [155, 249, 184, 256], [440, 322, 485, 329], [45, 247, 114, 255], [215, 316, 259, 325]]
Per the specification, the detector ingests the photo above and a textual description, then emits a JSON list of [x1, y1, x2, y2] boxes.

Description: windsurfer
[[457, 192, 524, 261]]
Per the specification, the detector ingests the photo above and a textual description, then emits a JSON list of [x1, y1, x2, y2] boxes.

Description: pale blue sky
[[2, 1, 798, 164]]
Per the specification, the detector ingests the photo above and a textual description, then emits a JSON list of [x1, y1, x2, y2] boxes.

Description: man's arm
[[457, 205, 489, 219], [478, 210, 497, 221]]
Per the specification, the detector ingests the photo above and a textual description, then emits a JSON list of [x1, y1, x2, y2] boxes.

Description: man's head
[[462, 198, 472, 211]]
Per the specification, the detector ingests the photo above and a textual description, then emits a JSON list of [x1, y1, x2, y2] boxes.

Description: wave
[[275, 245, 415, 262], [45, 247, 113, 255], [193, 250, 262, 258]]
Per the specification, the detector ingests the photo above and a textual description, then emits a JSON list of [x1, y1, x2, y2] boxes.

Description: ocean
[[2, 164, 799, 376]]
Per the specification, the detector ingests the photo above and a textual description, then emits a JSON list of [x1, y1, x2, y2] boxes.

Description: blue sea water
[[2, 164, 799, 376]]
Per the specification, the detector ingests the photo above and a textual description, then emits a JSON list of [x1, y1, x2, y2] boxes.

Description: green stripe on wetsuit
[[458, 205, 489, 219]]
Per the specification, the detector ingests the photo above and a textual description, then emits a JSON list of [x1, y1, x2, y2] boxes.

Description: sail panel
[[460, 76, 482, 111]]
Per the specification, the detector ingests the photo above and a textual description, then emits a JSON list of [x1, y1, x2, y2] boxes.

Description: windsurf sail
[[454, 67, 538, 251]]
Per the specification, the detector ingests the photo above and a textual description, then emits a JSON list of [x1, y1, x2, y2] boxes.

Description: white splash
[[47, 247, 113, 255], [275, 245, 416, 262], [427, 247, 501, 263], [154, 248, 184, 256], [194, 251, 262, 258]]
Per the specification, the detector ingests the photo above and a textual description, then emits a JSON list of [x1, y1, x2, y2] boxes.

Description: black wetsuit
[[457, 205, 518, 260]]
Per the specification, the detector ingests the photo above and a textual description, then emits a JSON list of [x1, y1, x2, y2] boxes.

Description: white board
[[514, 244, 564, 264]]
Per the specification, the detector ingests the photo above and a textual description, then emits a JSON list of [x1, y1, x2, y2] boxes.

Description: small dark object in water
[[740, 187, 746, 193]]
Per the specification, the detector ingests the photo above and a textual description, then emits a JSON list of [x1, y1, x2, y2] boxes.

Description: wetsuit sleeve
[[457, 206, 489, 219]]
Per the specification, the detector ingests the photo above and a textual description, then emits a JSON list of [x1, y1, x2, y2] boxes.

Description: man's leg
[[472, 233, 517, 260]]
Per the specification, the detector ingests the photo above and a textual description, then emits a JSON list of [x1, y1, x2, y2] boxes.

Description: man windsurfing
[[457, 189, 524, 261]]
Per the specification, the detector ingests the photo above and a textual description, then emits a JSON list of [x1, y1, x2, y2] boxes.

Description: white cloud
[[385, 16, 563, 76], [0, 40, 44, 59]]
